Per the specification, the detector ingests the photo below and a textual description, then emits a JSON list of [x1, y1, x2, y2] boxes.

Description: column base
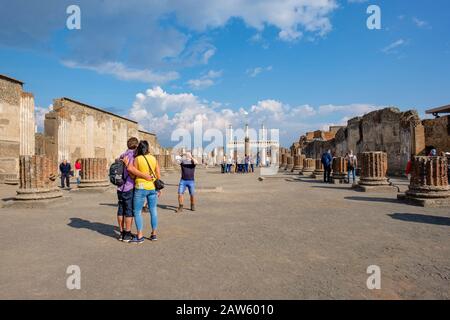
[[353, 184, 398, 193], [301, 169, 315, 177], [397, 193, 450, 208], [312, 170, 324, 179], [4, 179, 19, 186], [15, 187, 63, 201], [77, 180, 110, 192], [332, 173, 347, 184]]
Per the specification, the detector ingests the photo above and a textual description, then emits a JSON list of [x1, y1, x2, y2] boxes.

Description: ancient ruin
[[0, 75, 35, 183], [398, 156, 450, 207], [354, 152, 397, 192], [332, 157, 347, 184], [312, 159, 324, 179], [286, 156, 294, 171], [15, 155, 62, 201], [292, 154, 304, 172], [77, 158, 109, 190], [301, 158, 315, 177]]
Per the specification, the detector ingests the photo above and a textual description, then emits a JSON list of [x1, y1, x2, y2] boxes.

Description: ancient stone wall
[[0, 75, 36, 181], [423, 116, 450, 154], [43, 98, 142, 166], [300, 108, 425, 176]]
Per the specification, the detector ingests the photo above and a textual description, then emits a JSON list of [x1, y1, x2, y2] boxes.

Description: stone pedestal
[[78, 158, 109, 190], [300, 158, 315, 177], [292, 155, 304, 172], [354, 152, 396, 192], [15, 155, 62, 200], [312, 159, 325, 179], [279, 153, 288, 171], [332, 157, 347, 184], [164, 154, 175, 172], [398, 156, 450, 207], [286, 156, 294, 171]]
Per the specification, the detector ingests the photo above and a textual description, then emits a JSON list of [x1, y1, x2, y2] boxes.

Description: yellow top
[[134, 154, 157, 190]]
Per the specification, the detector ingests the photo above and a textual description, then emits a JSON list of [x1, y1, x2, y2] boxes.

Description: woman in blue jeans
[[124, 140, 161, 244]]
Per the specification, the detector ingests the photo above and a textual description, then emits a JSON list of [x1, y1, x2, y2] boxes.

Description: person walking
[[226, 155, 233, 173], [244, 154, 250, 173], [176, 152, 198, 212], [59, 159, 71, 189], [321, 150, 333, 183], [346, 151, 358, 184], [124, 140, 161, 244], [74, 159, 82, 185], [249, 154, 255, 173]]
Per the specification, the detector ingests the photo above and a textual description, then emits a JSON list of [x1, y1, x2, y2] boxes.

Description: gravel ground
[[0, 167, 449, 299]]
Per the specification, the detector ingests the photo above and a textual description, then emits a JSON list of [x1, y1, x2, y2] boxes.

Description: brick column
[[399, 156, 450, 207], [292, 155, 304, 172], [301, 158, 315, 177], [332, 157, 347, 184], [280, 153, 288, 170], [355, 152, 397, 192], [286, 155, 294, 171], [78, 158, 109, 189], [15, 155, 62, 200], [312, 159, 324, 179]]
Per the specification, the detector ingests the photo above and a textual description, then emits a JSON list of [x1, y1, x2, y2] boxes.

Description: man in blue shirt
[[321, 150, 333, 183]]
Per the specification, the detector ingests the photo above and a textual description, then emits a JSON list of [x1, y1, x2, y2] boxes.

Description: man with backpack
[[113, 137, 153, 242], [321, 150, 333, 183], [346, 150, 358, 184]]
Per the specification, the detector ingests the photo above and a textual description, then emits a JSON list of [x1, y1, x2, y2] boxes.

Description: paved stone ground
[[0, 168, 449, 299]]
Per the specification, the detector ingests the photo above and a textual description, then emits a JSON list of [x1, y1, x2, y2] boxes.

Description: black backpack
[[109, 160, 126, 186]]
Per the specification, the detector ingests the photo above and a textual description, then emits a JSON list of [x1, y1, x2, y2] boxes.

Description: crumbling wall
[[423, 116, 450, 154]]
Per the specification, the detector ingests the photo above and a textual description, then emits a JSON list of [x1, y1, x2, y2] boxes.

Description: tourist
[[176, 152, 198, 212], [226, 155, 233, 173], [321, 150, 333, 183], [346, 150, 358, 184], [249, 154, 255, 173], [256, 152, 260, 167], [221, 155, 226, 174], [124, 140, 161, 244], [244, 154, 250, 173], [429, 149, 437, 156], [59, 159, 71, 189], [74, 159, 82, 185], [116, 137, 152, 242]]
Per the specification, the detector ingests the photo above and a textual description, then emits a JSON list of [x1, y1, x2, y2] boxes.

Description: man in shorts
[[176, 152, 198, 212]]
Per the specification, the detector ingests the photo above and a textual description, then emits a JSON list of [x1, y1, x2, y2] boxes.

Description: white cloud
[[382, 39, 407, 54], [187, 70, 222, 90], [62, 61, 179, 84], [246, 66, 273, 77], [35, 104, 53, 131], [128, 86, 384, 146], [412, 17, 431, 29]]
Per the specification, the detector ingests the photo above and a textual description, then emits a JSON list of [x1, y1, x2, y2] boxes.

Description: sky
[[0, 0, 449, 147]]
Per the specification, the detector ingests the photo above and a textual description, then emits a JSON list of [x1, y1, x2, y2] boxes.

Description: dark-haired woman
[[127, 140, 161, 244]]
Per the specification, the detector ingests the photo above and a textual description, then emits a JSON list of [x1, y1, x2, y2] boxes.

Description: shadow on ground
[[388, 213, 450, 227], [344, 196, 399, 204], [68, 217, 119, 238]]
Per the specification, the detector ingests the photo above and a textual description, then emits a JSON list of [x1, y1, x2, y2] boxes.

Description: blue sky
[[0, 0, 449, 146]]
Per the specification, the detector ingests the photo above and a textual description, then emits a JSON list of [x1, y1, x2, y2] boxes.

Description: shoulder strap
[[142, 155, 157, 179]]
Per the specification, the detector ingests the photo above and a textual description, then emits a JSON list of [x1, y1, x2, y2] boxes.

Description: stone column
[[332, 157, 347, 184], [399, 156, 450, 207], [157, 155, 166, 175], [301, 158, 315, 177], [15, 155, 62, 200], [355, 152, 396, 192], [280, 153, 288, 171], [312, 159, 325, 179], [292, 155, 303, 172], [78, 158, 109, 190], [286, 156, 294, 171]]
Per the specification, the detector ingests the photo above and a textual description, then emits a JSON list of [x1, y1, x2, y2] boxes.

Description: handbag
[[143, 155, 165, 191]]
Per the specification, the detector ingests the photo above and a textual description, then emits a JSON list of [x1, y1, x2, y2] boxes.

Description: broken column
[[398, 156, 450, 207], [312, 159, 325, 179], [301, 158, 315, 177], [280, 152, 288, 171], [332, 157, 347, 184], [292, 154, 304, 172], [15, 155, 62, 200], [354, 152, 396, 192], [78, 158, 109, 190], [286, 155, 294, 171]]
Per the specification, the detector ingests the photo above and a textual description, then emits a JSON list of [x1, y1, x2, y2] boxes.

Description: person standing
[[249, 154, 255, 173], [244, 154, 250, 173], [124, 140, 161, 244], [74, 159, 82, 185], [59, 159, 71, 189], [115, 137, 153, 242], [226, 155, 233, 173], [346, 151, 358, 184], [176, 152, 198, 212], [321, 150, 333, 183]]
